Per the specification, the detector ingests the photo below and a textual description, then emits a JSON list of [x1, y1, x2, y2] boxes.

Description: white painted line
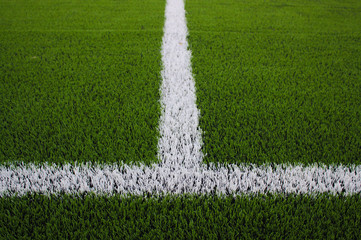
[[1, 164, 360, 196], [1, 0, 361, 197], [158, 0, 203, 168]]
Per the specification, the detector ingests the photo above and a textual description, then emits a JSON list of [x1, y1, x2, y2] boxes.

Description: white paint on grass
[[158, 0, 203, 168], [1, 0, 361, 196], [1, 164, 361, 196]]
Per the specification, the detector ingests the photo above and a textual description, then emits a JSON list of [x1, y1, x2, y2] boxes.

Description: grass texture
[[0, 0, 165, 165], [186, 0, 361, 166], [1, 193, 360, 239], [1, 1, 361, 238]]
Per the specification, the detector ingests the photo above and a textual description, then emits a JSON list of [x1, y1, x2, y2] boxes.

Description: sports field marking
[[1, 163, 360, 196], [158, 0, 203, 168], [1, 0, 361, 196]]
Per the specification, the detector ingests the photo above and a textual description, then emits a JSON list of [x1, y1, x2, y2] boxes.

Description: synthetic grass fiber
[[1, 194, 361, 239], [1, 0, 361, 238], [186, 0, 361, 166], [0, 0, 165, 165]]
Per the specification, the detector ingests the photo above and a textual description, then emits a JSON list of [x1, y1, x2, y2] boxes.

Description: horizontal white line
[[1, 163, 360, 196]]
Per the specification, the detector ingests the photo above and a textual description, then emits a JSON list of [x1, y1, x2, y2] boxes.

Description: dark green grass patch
[[1, 193, 360, 239], [186, 0, 361, 166], [0, 0, 165, 165]]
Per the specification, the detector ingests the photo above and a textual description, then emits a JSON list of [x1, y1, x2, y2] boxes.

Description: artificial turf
[[1, 0, 361, 238], [1, 193, 360, 239], [0, 0, 165, 165], [186, 0, 361, 166]]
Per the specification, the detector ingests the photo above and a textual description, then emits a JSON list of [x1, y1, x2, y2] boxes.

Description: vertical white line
[[158, 0, 203, 168]]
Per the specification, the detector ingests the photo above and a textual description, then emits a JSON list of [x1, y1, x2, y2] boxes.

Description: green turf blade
[[1, 194, 360, 239], [186, 0, 361, 165], [0, 0, 165, 165]]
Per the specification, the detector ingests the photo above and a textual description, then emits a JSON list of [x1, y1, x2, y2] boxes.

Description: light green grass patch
[[0, 0, 163, 31], [0, 0, 165, 165], [186, 0, 361, 166]]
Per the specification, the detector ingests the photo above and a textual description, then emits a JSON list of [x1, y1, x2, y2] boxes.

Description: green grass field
[[1, 194, 361, 239], [1, 0, 361, 239], [0, 0, 164, 166], [187, 0, 361, 166]]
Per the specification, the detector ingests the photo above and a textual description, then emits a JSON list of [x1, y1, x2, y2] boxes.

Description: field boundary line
[[158, 0, 203, 168], [1, 163, 360, 196]]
